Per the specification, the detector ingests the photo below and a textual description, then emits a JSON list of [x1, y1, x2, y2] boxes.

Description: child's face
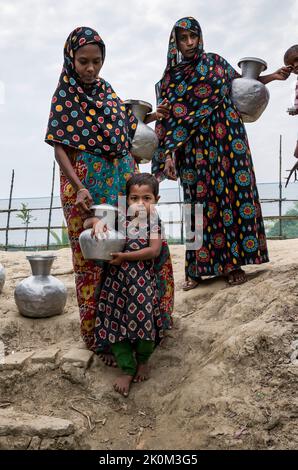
[[285, 51, 298, 75], [74, 44, 103, 84], [127, 184, 159, 216]]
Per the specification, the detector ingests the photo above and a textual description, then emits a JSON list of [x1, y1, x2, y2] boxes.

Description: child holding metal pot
[[84, 173, 167, 397]]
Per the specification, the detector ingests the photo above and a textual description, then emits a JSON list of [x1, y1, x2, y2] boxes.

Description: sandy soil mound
[[1, 240, 298, 450]]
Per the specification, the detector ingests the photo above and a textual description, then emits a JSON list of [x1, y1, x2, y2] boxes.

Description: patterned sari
[[152, 17, 269, 281], [46, 27, 174, 350]]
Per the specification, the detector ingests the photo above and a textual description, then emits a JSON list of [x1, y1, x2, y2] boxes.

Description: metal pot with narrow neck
[[124, 99, 159, 164], [231, 57, 270, 122], [79, 204, 126, 261], [14, 255, 67, 318]]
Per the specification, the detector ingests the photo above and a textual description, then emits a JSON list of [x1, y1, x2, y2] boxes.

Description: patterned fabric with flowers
[[152, 16, 269, 280]]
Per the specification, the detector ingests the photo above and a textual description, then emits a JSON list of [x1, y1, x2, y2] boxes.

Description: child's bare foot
[[113, 374, 133, 397], [100, 353, 117, 367], [133, 363, 149, 383]]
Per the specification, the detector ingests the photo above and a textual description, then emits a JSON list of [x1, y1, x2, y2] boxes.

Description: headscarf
[[154, 17, 238, 158], [45, 26, 137, 158]]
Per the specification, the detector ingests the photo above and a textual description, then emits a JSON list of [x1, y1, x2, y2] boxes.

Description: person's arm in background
[[54, 143, 93, 213], [144, 98, 171, 124], [258, 66, 292, 84]]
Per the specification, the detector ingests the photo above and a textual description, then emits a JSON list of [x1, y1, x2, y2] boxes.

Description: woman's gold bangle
[[77, 187, 88, 194]]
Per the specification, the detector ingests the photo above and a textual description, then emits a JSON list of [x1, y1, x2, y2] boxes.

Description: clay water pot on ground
[[0, 263, 5, 294], [231, 57, 270, 122], [123, 99, 159, 163], [79, 204, 126, 261], [14, 255, 67, 318]]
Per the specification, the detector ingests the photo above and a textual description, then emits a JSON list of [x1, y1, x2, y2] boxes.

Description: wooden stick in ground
[[46, 160, 56, 250], [5, 169, 14, 251]]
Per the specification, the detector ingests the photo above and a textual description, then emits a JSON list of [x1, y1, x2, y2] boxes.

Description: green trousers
[[111, 339, 154, 376]]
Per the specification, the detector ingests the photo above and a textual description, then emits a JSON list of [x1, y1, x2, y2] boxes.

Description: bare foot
[[226, 268, 247, 286], [182, 278, 201, 291], [113, 374, 133, 397], [133, 363, 149, 383], [100, 353, 117, 367]]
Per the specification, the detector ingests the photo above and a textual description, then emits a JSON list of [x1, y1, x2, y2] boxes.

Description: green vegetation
[[50, 221, 70, 247], [267, 202, 298, 239], [16, 203, 36, 248]]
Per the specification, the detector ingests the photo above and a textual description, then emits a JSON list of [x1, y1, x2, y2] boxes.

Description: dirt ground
[[1, 240, 298, 450]]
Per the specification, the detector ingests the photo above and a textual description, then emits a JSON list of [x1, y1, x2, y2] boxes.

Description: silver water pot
[[14, 255, 67, 318], [231, 57, 270, 122], [79, 204, 126, 261], [124, 99, 159, 164], [0, 263, 5, 294]]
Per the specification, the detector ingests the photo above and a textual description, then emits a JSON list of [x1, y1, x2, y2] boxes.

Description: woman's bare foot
[[133, 363, 149, 383], [100, 353, 117, 367], [182, 278, 201, 291], [113, 374, 133, 397], [226, 268, 247, 286]]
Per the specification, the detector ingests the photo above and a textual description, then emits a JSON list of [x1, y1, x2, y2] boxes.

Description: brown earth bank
[[0, 239, 298, 450]]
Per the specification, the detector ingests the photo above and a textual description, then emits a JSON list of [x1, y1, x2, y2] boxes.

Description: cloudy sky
[[0, 0, 297, 198]]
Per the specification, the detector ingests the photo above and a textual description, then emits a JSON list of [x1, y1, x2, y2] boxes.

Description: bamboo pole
[[178, 180, 184, 244], [46, 161, 56, 250], [5, 169, 14, 251], [279, 135, 283, 238]]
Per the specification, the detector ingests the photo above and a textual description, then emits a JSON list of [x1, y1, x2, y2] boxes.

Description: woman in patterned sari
[[45, 27, 174, 360], [152, 17, 291, 290]]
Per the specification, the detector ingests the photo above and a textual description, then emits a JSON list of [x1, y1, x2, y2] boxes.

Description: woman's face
[[74, 44, 103, 84], [176, 27, 200, 60]]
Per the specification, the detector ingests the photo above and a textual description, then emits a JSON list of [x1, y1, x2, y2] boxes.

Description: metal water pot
[[231, 57, 270, 122], [79, 204, 126, 261], [14, 255, 67, 318], [0, 263, 5, 294], [124, 99, 159, 164]]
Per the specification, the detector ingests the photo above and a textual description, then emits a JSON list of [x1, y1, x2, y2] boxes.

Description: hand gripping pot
[[79, 204, 126, 261]]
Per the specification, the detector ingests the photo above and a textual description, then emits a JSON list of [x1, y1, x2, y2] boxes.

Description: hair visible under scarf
[[45, 26, 137, 158]]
